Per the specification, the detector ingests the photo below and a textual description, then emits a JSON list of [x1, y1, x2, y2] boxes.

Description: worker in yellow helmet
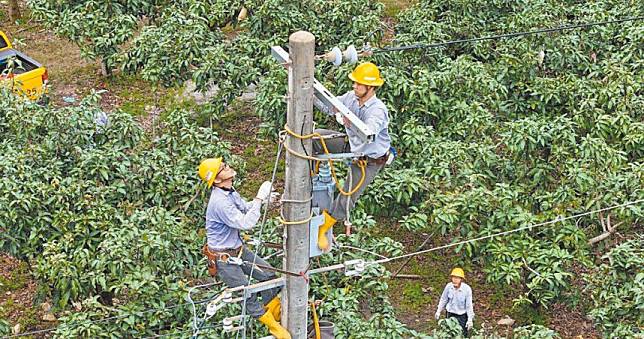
[[435, 268, 475, 336], [313, 62, 392, 251], [198, 158, 290, 339]]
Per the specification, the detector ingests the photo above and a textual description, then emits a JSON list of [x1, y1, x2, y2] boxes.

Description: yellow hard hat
[[348, 62, 384, 87], [450, 267, 465, 279], [198, 157, 223, 188]]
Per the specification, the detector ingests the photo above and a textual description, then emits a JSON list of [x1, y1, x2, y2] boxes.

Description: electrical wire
[[365, 199, 644, 267], [239, 141, 284, 339], [372, 16, 644, 53], [282, 124, 367, 196]]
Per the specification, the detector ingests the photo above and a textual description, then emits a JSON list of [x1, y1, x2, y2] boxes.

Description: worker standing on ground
[[198, 157, 290, 339], [313, 62, 392, 251], [435, 268, 475, 337]]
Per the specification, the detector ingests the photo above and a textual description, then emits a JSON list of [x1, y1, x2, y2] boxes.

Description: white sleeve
[[218, 198, 262, 231]]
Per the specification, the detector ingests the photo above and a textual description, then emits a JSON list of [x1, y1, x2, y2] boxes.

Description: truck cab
[[1, 30, 48, 101]]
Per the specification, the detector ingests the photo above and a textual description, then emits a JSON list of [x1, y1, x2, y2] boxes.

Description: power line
[[373, 16, 644, 53], [367, 199, 644, 266]]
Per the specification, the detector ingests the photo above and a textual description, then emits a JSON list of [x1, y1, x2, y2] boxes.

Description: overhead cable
[[373, 16, 644, 53]]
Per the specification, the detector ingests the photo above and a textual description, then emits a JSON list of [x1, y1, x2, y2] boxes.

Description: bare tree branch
[[589, 213, 624, 245]]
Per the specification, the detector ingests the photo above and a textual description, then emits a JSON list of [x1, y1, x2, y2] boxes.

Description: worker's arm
[[436, 284, 449, 313], [314, 92, 350, 116], [466, 286, 475, 321], [219, 198, 262, 231], [360, 107, 387, 135]]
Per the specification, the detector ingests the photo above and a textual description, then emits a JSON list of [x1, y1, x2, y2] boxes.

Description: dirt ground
[[0, 254, 55, 337]]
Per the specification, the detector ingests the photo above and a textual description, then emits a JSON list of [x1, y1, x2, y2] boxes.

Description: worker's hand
[[268, 192, 280, 204], [335, 112, 344, 125], [343, 115, 351, 128], [434, 311, 440, 320], [256, 181, 273, 202], [466, 320, 473, 330]]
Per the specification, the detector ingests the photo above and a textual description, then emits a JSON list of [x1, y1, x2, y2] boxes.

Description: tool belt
[[202, 244, 243, 277], [360, 152, 389, 166]]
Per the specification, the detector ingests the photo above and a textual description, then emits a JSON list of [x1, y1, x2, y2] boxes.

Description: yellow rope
[[310, 301, 321, 339], [282, 124, 367, 196], [278, 211, 314, 225]]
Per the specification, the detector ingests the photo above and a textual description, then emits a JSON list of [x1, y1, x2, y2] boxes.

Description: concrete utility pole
[[282, 31, 314, 338]]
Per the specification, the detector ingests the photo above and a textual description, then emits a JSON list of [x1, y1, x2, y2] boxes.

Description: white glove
[[335, 112, 344, 125], [268, 192, 280, 204], [256, 181, 273, 202], [434, 311, 440, 320], [466, 320, 473, 330]]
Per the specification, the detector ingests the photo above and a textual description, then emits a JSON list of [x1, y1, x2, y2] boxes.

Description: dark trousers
[[447, 312, 468, 337], [215, 246, 280, 318]]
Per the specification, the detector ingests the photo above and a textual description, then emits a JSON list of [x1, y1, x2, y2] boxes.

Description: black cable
[[373, 16, 644, 53]]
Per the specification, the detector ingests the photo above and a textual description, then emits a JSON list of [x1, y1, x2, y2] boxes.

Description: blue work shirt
[[317, 91, 391, 158], [437, 282, 475, 320], [205, 187, 261, 251]]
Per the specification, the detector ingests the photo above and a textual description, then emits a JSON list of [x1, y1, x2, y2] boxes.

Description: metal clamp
[[226, 256, 244, 266], [247, 238, 262, 247], [344, 259, 365, 277], [271, 45, 375, 143]]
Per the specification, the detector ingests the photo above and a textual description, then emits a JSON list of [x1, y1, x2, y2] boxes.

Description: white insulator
[[222, 291, 233, 303], [323, 47, 343, 66], [343, 45, 358, 64], [206, 301, 218, 316], [223, 318, 234, 332]]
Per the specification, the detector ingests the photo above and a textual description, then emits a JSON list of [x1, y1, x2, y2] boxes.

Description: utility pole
[[282, 31, 314, 338]]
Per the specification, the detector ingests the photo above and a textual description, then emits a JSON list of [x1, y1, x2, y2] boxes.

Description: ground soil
[[0, 254, 54, 337]]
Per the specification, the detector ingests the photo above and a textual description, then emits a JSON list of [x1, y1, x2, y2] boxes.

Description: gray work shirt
[[205, 187, 261, 251], [437, 282, 475, 320], [316, 91, 391, 158]]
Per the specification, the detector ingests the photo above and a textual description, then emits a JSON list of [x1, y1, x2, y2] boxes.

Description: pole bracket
[[271, 45, 375, 144]]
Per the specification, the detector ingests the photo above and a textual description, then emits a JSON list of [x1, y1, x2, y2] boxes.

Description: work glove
[[466, 320, 473, 330], [434, 311, 440, 321], [256, 181, 273, 202], [268, 192, 280, 204], [335, 112, 344, 125]]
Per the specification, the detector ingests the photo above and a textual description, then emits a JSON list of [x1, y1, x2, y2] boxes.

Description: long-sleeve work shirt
[[316, 91, 391, 159], [437, 282, 475, 321], [205, 187, 261, 251]]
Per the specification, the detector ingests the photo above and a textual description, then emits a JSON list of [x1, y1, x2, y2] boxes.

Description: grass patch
[[0, 262, 28, 293], [511, 302, 547, 326], [399, 282, 433, 312], [379, 0, 417, 18], [106, 74, 172, 116], [0, 299, 40, 330]]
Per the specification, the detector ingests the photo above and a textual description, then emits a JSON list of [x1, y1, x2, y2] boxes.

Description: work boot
[[264, 296, 281, 320], [317, 210, 337, 251], [258, 310, 291, 339]]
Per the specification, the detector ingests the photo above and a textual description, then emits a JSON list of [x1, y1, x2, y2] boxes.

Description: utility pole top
[[289, 31, 315, 43]]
